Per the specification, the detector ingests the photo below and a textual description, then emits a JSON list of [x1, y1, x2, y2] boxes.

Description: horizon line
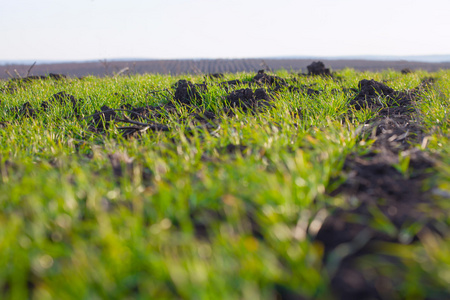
[[2, 54, 450, 66]]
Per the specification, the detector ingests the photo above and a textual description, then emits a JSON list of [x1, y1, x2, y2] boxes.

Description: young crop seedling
[[0, 64, 449, 300]]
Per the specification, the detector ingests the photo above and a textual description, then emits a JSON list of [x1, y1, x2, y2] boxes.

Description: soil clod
[[350, 79, 417, 114], [401, 68, 412, 74], [93, 105, 116, 129], [226, 88, 273, 112], [307, 61, 331, 76], [252, 70, 287, 87], [173, 80, 207, 105], [315, 77, 440, 299], [49, 91, 84, 117]]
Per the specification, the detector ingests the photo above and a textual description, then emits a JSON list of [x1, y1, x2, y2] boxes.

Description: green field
[[0, 68, 449, 300]]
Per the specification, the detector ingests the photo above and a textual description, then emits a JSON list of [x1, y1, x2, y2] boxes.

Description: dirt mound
[[307, 61, 331, 76], [316, 130, 435, 299], [126, 106, 153, 121], [5, 91, 85, 121], [49, 91, 84, 117], [350, 78, 435, 116], [18, 102, 37, 118], [50, 91, 78, 105], [192, 111, 217, 124], [350, 79, 417, 113], [92, 105, 116, 129], [173, 80, 207, 105], [401, 68, 413, 74], [83, 100, 219, 138], [226, 88, 273, 112], [252, 70, 287, 87], [315, 78, 441, 299], [357, 79, 395, 97]]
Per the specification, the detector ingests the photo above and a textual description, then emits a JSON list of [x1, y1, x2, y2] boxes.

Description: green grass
[[0, 69, 449, 299]]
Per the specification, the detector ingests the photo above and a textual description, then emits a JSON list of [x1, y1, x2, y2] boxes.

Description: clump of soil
[[173, 80, 207, 105], [350, 79, 416, 113], [5, 91, 83, 119], [7, 101, 45, 119], [357, 79, 395, 97], [251, 70, 287, 87], [226, 88, 273, 112], [303, 86, 321, 96], [316, 134, 435, 299], [192, 111, 216, 124], [314, 77, 441, 299], [307, 61, 331, 76], [50, 91, 78, 105], [350, 78, 435, 117], [92, 105, 116, 129], [401, 68, 412, 74], [19, 102, 37, 118], [48, 91, 84, 117], [85, 99, 218, 139], [125, 105, 153, 121]]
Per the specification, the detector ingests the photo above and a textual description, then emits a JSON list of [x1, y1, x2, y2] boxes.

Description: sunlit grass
[[0, 69, 449, 299]]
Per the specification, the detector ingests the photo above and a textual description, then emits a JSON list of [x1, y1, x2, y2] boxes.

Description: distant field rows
[[1, 58, 450, 79]]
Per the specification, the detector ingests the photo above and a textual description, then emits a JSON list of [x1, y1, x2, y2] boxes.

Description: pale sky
[[1, 0, 450, 62]]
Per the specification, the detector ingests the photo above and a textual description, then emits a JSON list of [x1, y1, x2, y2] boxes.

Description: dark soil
[[85, 99, 219, 138], [226, 88, 273, 112], [252, 70, 288, 87], [314, 79, 445, 299], [21, 102, 37, 118], [49, 91, 84, 117], [173, 80, 207, 105], [122, 103, 177, 122], [307, 61, 332, 76], [93, 105, 116, 129], [349, 78, 431, 115], [50, 91, 78, 105], [401, 68, 413, 74], [5, 91, 86, 121]]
